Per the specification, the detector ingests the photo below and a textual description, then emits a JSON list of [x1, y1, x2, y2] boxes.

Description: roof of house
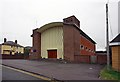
[[95, 51, 107, 55], [24, 46, 32, 49], [2, 41, 23, 47], [110, 33, 120, 43], [110, 33, 120, 46], [96, 51, 107, 53]]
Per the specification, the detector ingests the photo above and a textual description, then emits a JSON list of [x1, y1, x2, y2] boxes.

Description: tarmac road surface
[[2, 65, 50, 81]]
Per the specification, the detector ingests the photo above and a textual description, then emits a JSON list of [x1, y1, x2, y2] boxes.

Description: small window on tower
[[80, 45, 84, 50], [85, 47, 88, 51], [89, 49, 91, 52]]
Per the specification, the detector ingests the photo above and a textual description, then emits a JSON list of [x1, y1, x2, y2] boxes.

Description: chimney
[[4, 38, 7, 42], [15, 40, 17, 44], [63, 15, 80, 28]]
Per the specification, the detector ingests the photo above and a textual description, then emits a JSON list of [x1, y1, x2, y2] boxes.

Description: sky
[[0, 0, 119, 51]]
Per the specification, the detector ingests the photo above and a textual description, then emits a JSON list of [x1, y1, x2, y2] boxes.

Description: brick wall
[[63, 24, 80, 62], [29, 29, 41, 59], [97, 55, 107, 64], [95, 52, 107, 64], [63, 23, 95, 63], [80, 35, 95, 56], [2, 54, 25, 59], [74, 55, 90, 63]]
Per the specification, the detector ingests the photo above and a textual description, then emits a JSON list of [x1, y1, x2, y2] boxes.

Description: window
[[80, 45, 84, 50], [89, 49, 91, 52], [10, 51, 12, 55], [85, 47, 88, 51]]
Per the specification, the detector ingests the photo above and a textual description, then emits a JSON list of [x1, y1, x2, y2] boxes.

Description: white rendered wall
[[41, 27, 63, 59]]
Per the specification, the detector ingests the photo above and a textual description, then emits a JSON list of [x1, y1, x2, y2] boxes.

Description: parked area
[[2, 59, 104, 80]]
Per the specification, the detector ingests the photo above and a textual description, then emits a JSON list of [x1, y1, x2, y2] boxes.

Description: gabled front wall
[[41, 26, 63, 59]]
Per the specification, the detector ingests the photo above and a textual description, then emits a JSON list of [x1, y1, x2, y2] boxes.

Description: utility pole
[[106, 3, 110, 70]]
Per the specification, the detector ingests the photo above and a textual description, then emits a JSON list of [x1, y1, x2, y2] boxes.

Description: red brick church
[[30, 15, 96, 63]]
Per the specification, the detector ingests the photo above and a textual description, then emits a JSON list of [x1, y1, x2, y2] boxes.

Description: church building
[[30, 15, 96, 63]]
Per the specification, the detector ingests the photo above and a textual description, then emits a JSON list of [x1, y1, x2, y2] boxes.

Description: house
[[110, 33, 120, 72], [0, 38, 24, 59], [30, 15, 96, 63]]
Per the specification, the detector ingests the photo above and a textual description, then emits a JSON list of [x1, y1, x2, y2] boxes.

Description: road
[[2, 59, 104, 80], [2, 65, 47, 81]]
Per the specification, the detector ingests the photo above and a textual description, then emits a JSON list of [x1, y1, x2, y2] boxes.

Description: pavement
[[2, 66, 41, 80], [1, 59, 104, 80]]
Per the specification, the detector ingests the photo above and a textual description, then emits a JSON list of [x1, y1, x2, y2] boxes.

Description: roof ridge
[[2, 41, 23, 47]]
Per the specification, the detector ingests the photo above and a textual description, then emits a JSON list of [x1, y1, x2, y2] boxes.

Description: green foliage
[[100, 66, 120, 80], [24, 48, 30, 56]]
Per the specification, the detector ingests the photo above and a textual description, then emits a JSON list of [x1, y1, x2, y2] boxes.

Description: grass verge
[[100, 66, 120, 80]]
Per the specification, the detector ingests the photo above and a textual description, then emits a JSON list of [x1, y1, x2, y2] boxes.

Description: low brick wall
[[97, 55, 107, 64], [73, 55, 91, 63], [2, 54, 28, 59]]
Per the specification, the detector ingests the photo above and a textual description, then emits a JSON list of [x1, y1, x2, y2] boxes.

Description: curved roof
[[36, 21, 95, 44], [37, 22, 63, 33]]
